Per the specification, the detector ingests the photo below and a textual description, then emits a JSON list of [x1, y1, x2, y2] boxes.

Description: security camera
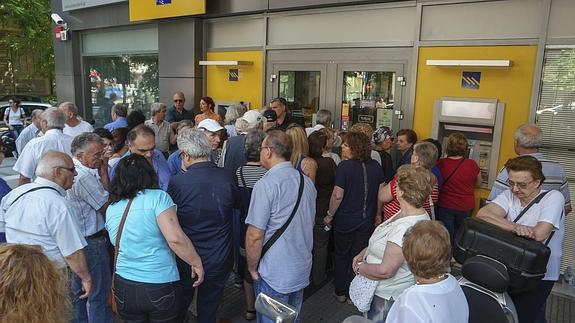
[[51, 13, 64, 24]]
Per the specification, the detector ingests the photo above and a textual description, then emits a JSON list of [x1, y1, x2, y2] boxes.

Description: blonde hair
[[0, 244, 71, 323], [286, 124, 309, 166], [396, 164, 434, 208]]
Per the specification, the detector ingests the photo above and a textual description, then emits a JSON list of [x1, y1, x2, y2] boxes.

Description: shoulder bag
[[109, 198, 133, 314]]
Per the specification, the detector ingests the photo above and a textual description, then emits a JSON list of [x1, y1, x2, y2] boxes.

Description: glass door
[[270, 64, 327, 127], [336, 64, 404, 132]]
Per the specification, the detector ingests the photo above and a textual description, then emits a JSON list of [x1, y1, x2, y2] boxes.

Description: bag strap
[[111, 199, 133, 285], [260, 172, 304, 260], [543, 209, 563, 246], [428, 195, 436, 220], [513, 191, 549, 224], [10, 186, 60, 206], [442, 158, 465, 186], [239, 166, 248, 188], [361, 162, 368, 219]]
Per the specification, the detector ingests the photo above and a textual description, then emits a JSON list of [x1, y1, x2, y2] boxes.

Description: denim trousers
[[71, 236, 113, 323], [333, 222, 373, 297], [114, 275, 181, 323], [510, 280, 555, 323], [435, 207, 473, 250], [253, 277, 304, 323], [9, 124, 23, 140]]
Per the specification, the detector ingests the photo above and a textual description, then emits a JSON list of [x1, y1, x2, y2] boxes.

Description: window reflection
[[278, 71, 320, 127]]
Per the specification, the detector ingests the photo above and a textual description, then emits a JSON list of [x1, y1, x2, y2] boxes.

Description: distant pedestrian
[[3, 98, 26, 140], [103, 104, 128, 131], [15, 109, 43, 156], [60, 102, 94, 138]]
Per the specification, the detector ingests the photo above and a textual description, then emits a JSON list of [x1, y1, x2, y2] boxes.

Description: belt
[[87, 230, 106, 240]]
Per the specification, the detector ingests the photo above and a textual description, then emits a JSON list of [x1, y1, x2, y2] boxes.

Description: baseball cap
[[198, 118, 224, 132], [372, 126, 394, 144], [241, 110, 262, 128], [262, 109, 277, 122]]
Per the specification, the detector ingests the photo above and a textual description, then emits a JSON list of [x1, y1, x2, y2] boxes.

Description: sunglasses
[[174, 99, 184, 103]]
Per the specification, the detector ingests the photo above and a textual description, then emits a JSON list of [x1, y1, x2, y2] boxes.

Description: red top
[[383, 175, 439, 221], [436, 157, 480, 211]]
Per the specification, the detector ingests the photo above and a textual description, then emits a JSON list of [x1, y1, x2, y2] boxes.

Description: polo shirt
[[104, 117, 128, 132], [109, 150, 172, 191]]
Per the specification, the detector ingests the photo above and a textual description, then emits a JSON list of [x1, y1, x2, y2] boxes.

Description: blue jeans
[[436, 207, 473, 251], [9, 124, 23, 140], [254, 278, 304, 323], [71, 236, 113, 323]]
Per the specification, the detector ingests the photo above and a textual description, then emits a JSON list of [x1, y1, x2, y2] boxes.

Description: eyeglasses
[[56, 166, 76, 173], [507, 180, 534, 190], [260, 146, 273, 152], [173, 99, 184, 103]]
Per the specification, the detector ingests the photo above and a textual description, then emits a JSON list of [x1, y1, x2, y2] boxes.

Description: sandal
[[245, 310, 256, 321], [333, 292, 347, 303]]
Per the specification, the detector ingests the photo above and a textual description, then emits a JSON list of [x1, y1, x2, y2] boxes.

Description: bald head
[[35, 151, 73, 179], [514, 124, 542, 154]]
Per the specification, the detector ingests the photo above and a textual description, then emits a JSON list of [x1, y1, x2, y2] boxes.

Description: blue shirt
[[245, 162, 317, 294], [0, 178, 11, 242], [167, 150, 184, 176], [109, 150, 172, 191], [104, 117, 128, 132], [105, 189, 178, 283], [168, 161, 238, 272], [431, 165, 444, 191]]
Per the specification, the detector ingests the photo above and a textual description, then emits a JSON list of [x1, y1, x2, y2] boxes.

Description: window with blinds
[[536, 47, 575, 273]]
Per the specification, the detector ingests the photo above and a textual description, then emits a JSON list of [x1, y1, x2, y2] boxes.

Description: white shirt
[[15, 123, 40, 154], [386, 274, 469, 323], [6, 107, 24, 125], [13, 129, 74, 180], [305, 124, 325, 137], [0, 177, 87, 268], [371, 150, 382, 166], [492, 190, 565, 280], [66, 159, 108, 237], [64, 120, 94, 138], [366, 213, 429, 299]]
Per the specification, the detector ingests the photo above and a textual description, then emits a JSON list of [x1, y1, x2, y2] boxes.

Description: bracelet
[[326, 210, 334, 218], [356, 261, 363, 275]]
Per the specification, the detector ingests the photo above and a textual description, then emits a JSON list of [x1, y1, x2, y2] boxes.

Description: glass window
[[341, 71, 395, 131], [278, 71, 320, 127], [536, 47, 575, 273], [85, 55, 158, 127]]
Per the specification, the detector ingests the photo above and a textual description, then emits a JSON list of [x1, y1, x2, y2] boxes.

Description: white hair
[[514, 124, 542, 148], [42, 107, 67, 129], [35, 151, 71, 179], [234, 118, 250, 134], [150, 102, 167, 116], [177, 128, 212, 159]]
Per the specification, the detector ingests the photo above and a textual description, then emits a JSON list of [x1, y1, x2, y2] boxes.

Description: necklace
[[415, 273, 447, 285]]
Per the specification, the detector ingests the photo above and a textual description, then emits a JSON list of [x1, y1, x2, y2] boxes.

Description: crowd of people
[[0, 94, 571, 323]]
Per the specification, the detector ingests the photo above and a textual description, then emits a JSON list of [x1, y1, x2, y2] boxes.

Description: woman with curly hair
[[0, 244, 71, 323], [323, 131, 385, 303]]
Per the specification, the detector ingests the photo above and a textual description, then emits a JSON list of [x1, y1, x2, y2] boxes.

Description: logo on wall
[[156, 0, 171, 4], [462, 71, 481, 90], [229, 69, 239, 82]]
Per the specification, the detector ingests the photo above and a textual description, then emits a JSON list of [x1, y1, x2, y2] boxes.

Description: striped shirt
[[383, 175, 439, 221], [236, 165, 267, 189], [487, 152, 571, 209]]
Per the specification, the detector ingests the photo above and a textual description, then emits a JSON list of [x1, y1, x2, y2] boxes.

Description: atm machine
[[432, 97, 505, 189]]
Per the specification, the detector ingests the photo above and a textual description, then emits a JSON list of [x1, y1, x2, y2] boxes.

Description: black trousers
[[114, 275, 181, 323], [333, 222, 373, 296], [510, 280, 555, 323]]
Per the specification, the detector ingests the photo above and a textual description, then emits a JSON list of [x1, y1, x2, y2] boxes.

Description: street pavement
[[0, 157, 20, 189]]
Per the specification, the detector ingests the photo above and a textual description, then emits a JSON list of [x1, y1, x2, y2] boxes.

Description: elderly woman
[[380, 142, 439, 222], [386, 221, 469, 323], [106, 154, 204, 322], [436, 132, 482, 248], [145, 103, 176, 158], [349, 123, 382, 165], [195, 96, 222, 125], [477, 155, 565, 323], [223, 104, 247, 137], [352, 165, 433, 322], [286, 123, 318, 182], [323, 131, 385, 303]]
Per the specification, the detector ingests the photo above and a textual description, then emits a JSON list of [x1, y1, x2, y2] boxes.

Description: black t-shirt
[[313, 156, 337, 225]]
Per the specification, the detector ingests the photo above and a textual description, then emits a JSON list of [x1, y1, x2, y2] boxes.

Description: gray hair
[[59, 101, 78, 115], [150, 103, 167, 116], [514, 124, 542, 148], [112, 104, 128, 117], [224, 105, 244, 125], [42, 107, 67, 129], [316, 109, 332, 126], [413, 142, 438, 169], [177, 120, 194, 133], [35, 150, 72, 179], [30, 109, 44, 119], [234, 118, 250, 134], [71, 132, 103, 156], [244, 128, 266, 162], [265, 130, 292, 161], [177, 128, 212, 159]]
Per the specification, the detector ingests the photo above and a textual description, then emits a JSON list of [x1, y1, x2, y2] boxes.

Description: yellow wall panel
[[206, 51, 264, 109], [413, 46, 538, 203], [130, 0, 205, 22]]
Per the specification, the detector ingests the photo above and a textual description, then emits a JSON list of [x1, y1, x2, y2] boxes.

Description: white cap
[[198, 118, 224, 132], [241, 110, 262, 128]]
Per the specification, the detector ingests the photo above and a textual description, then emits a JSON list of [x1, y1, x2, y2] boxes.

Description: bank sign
[[130, 0, 205, 21], [62, 0, 125, 11]]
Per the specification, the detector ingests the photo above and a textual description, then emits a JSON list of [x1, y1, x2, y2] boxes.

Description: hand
[[249, 270, 260, 281], [352, 252, 366, 270], [191, 264, 204, 287], [323, 215, 333, 226], [514, 224, 535, 239], [374, 215, 383, 226], [79, 278, 92, 299]]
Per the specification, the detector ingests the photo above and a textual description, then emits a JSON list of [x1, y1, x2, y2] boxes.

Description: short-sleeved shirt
[[246, 162, 317, 294], [492, 190, 564, 281], [167, 150, 184, 176], [313, 157, 337, 225], [145, 119, 173, 153], [166, 106, 194, 123], [105, 189, 178, 283], [64, 120, 94, 138], [383, 176, 439, 221], [0, 177, 87, 268], [194, 113, 222, 125], [437, 157, 480, 211], [13, 129, 73, 180], [334, 159, 385, 231], [366, 213, 429, 299], [386, 274, 469, 323], [109, 150, 172, 191], [67, 159, 108, 237], [488, 152, 571, 210], [104, 117, 128, 132], [236, 165, 268, 247], [15, 123, 40, 154]]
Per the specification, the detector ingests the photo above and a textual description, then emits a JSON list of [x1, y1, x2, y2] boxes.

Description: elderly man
[[109, 124, 171, 190], [218, 109, 262, 171], [13, 107, 74, 185], [245, 130, 316, 323], [15, 108, 43, 155], [167, 91, 194, 127], [168, 128, 238, 323], [167, 120, 194, 175], [270, 97, 293, 131], [68, 133, 112, 323], [488, 123, 571, 214], [197, 118, 224, 163], [0, 151, 92, 298], [145, 102, 176, 158], [104, 103, 128, 131], [305, 109, 332, 137], [60, 102, 94, 137]]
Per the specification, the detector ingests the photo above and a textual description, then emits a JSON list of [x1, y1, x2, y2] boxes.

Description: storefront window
[[278, 71, 321, 127], [85, 55, 158, 127]]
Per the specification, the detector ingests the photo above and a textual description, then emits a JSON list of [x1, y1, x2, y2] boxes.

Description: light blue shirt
[[109, 150, 172, 191], [246, 161, 317, 294], [105, 189, 178, 283], [15, 123, 39, 154], [104, 117, 128, 132]]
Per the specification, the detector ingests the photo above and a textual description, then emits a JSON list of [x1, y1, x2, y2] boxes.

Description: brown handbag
[[109, 198, 133, 314]]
